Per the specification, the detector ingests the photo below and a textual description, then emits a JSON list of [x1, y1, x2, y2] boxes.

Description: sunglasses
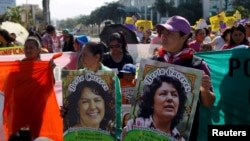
[[109, 44, 121, 48]]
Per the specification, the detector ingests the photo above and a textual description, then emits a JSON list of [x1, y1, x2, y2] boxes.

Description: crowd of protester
[[1, 15, 250, 141]]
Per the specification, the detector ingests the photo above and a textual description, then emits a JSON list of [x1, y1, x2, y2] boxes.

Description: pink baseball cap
[[156, 15, 191, 35]]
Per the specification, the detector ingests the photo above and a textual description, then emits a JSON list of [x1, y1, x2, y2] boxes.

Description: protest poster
[[62, 70, 117, 141], [123, 58, 203, 141]]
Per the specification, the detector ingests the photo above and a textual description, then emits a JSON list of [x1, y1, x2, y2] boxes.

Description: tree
[[58, 18, 78, 30], [177, 1, 202, 25], [233, 0, 250, 12], [1, 6, 25, 24], [102, 2, 126, 23], [76, 15, 90, 26], [153, 0, 176, 18]]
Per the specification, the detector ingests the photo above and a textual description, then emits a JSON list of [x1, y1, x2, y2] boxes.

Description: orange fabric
[[0, 57, 63, 140], [52, 52, 63, 60]]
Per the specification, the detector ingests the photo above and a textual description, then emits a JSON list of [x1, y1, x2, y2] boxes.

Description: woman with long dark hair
[[102, 31, 134, 78]]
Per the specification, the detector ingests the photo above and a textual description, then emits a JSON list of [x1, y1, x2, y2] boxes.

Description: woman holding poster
[[125, 71, 188, 141], [62, 41, 122, 140], [152, 15, 215, 141]]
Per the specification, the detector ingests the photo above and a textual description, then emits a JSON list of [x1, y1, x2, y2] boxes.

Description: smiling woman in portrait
[[64, 79, 115, 133]]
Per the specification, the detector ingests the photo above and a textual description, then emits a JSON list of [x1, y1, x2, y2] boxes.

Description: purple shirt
[[188, 40, 201, 52], [42, 33, 53, 53]]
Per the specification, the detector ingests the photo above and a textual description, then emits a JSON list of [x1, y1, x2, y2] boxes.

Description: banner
[[0, 52, 78, 140], [196, 46, 250, 141], [0, 46, 24, 55], [0, 60, 63, 140], [123, 58, 203, 141], [135, 20, 153, 31], [62, 70, 117, 141]]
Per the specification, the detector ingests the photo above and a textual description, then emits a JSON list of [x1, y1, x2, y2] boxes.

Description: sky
[[16, 0, 119, 20]]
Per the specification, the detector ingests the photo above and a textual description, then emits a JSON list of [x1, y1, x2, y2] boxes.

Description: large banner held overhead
[[123, 58, 203, 141], [62, 70, 117, 141], [196, 46, 250, 141]]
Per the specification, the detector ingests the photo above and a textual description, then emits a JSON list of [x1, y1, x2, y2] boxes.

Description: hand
[[60, 101, 69, 118], [60, 106, 67, 118], [49, 59, 56, 69], [200, 73, 211, 91]]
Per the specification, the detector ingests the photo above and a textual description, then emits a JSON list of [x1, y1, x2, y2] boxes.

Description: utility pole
[[43, 0, 50, 26]]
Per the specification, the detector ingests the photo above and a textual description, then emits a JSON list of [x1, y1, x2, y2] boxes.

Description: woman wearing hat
[[151, 15, 215, 141], [73, 35, 90, 69]]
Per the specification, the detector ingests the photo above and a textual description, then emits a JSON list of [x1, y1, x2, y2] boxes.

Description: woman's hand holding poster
[[123, 58, 203, 141]]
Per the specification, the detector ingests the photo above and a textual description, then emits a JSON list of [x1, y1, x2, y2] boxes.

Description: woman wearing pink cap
[[152, 15, 215, 141]]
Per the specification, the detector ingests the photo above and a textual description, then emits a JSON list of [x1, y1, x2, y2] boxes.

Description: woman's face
[[161, 28, 187, 54], [24, 40, 40, 60], [196, 29, 206, 43], [78, 87, 105, 128], [64, 34, 70, 42], [231, 29, 245, 45], [73, 40, 80, 52], [109, 40, 122, 55], [153, 82, 179, 120], [225, 32, 231, 43], [81, 46, 99, 69]]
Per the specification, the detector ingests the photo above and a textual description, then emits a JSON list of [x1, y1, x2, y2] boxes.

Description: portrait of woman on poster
[[64, 79, 115, 135], [124, 75, 187, 141]]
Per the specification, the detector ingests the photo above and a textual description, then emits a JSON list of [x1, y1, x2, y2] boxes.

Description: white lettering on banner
[[68, 73, 109, 92], [144, 67, 191, 92], [85, 73, 109, 91]]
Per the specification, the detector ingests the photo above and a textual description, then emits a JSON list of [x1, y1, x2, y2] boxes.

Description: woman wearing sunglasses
[[102, 31, 134, 78]]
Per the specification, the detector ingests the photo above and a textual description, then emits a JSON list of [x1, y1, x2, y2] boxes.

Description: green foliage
[[152, 0, 202, 25], [177, 2, 203, 25], [153, 0, 176, 18], [1, 6, 25, 24], [234, 6, 250, 19]]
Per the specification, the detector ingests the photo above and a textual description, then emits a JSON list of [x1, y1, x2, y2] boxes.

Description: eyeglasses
[[109, 44, 121, 48]]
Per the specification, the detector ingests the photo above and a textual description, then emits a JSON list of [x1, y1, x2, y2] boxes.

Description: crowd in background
[[1, 16, 250, 141]]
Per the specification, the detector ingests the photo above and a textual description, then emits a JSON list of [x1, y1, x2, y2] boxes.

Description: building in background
[[119, 0, 235, 23], [0, 0, 15, 15]]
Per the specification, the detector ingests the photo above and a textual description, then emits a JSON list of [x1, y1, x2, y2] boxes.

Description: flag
[[195, 46, 250, 141], [0, 56, 63, 140]]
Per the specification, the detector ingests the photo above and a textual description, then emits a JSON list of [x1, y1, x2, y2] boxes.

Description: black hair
[[8, 129, 31, 141], [138, 75, 187, 130], [64, 79, 115, 133], [221, 27, 231, 41], [84, 41, 107, 61], [108, 31, 128, 54], [28, 31, 43, 47], [229, 24, 248, 45], [0, 29, 15, 47], [45, 25, 55, 34]]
